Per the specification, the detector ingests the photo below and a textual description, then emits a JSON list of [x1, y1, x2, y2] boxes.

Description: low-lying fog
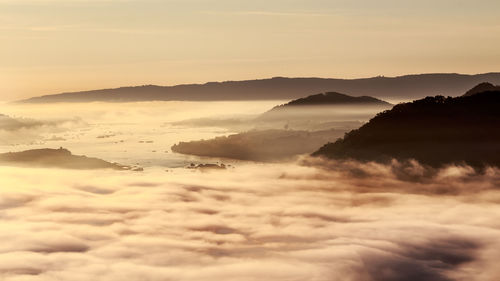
[[0, 101, 282, 167], [0, 101, 384, 165], [0, 101, 499, 281], [1, 161, 500, 281]]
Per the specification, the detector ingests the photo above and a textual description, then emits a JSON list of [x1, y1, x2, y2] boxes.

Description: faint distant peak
[[463, 82, 500, 96], [282, 91, 391, 107]]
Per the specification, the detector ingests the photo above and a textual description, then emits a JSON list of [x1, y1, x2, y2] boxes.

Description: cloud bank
[[0, 113, 85, 145], [0, 159, 499, 281]]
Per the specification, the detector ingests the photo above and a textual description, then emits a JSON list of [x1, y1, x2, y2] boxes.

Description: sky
[[1, 0, 499, 100]]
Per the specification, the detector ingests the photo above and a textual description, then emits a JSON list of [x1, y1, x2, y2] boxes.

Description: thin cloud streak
[[198, 10, 332, 17]]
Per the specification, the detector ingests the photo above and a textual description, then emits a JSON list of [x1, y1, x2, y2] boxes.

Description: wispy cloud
[[0, 24, 178, 34], [198, 10, 332, 17], [0, 0, 135, 3]]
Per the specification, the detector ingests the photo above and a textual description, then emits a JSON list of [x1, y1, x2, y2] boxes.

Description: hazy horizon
[[2, 0, 500, 100], [6, 72, 500, 104]]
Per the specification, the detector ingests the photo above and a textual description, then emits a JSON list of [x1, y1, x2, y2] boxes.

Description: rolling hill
[[0, 148, 133, 170], [313, 85, 500, 168], [257, 91, 392, 125]]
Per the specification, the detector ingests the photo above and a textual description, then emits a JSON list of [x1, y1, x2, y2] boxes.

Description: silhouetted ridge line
[[313, 86, 500, 168], [171, 129, 344, 161], [257, 91, 392, 122], [266, 91, 390, 110], [463, 82, 500, 96], [17, 73, 500, 103]]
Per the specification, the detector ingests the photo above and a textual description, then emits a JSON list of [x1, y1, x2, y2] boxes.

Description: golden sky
[[1, 0, 499, 100]]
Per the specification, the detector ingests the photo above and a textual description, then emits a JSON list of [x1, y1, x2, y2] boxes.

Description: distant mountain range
[[18, 73, 500, 103], [313, 85, 500, 168]]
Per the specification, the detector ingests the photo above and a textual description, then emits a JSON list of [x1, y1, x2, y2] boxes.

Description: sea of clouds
[[1, 159, 499, 281]]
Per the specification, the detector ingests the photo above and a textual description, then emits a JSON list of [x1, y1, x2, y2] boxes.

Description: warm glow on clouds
[[0, 160, 499, 280], [0, 0, 499, 100], [0, 75, 499, 279]]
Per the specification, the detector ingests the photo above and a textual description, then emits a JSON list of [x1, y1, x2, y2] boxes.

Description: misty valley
[[0, 83, 500, 281], [3, 0, 500, 278]]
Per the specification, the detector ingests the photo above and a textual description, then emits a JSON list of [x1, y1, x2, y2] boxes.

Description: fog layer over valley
[[1, 160, 500, 281], [0, 113, 85, 145], [170, 92, 392, 160], [0, 101, 280, 167], [1, 97, 500, 281]]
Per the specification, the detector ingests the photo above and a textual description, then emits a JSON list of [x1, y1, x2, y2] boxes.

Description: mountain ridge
[[269, 91, 391, 108], [257, 91, 392, 123], [313, 86, 500, 168], [18, 73, 500, 103], [463, 82, 500, 96]]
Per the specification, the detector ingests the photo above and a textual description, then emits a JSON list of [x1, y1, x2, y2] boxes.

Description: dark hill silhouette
[[463, 82, 500, 96], [313, 86, 500, 168], [18, 73, 500, 103], [272, 92, 391, 107], [0, 148, 133, 170], [258, 91, 392, 123], [172, 129, 344, 161]]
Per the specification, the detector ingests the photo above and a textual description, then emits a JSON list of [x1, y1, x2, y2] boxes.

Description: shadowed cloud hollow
[[0, 161, 499, 281]]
